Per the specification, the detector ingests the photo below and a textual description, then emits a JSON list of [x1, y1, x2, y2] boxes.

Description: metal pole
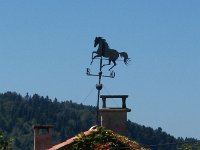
[[96, 56, 103, 125]]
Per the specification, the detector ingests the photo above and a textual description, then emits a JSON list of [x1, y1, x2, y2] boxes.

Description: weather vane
[[86, 37, 130, 125]]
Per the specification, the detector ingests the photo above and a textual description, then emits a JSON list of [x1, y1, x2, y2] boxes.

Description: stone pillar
[[99, 95, 131, 136], [33, 125, 54, 150]]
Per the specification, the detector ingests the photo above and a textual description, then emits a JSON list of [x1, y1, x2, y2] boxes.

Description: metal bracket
[[86, 68, 115, 78]]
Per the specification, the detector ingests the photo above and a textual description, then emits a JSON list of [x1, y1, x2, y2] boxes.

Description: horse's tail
[[119, 52, 130, 65]]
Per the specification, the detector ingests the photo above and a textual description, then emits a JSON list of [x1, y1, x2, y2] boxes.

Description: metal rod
[[96, 56, 103, 125], [96, 88, 100, 125], [87, 74, 113, 78]]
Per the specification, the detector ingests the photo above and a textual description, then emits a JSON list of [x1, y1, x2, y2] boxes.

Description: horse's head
[[94, 37, 103, 47]]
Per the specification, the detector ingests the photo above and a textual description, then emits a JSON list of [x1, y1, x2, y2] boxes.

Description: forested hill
[[0, 92, 197, 150]]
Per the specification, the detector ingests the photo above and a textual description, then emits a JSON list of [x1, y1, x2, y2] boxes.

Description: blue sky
[[0, 1, 200, 139]]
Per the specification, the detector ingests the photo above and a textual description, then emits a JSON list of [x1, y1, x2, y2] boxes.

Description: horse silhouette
[[90, 37, 130, 70]]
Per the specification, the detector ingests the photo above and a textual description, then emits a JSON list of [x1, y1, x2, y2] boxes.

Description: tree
[[0, 131, 13, 150]]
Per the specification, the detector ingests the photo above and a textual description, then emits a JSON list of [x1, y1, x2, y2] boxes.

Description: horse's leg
[[109, 60, 117, 71], [90, 53, 101, 65], [102, 59, 111, 68], [90, 51, 96, 65]]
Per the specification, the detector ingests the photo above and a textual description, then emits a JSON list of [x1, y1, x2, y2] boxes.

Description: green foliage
[[127, 120, 178, 150], [0, 131, 13, 150], [68, 127, 147, 150], [71, 127, 122, 150], [127, 121, 200, 150], [180, 141, 200, 150]]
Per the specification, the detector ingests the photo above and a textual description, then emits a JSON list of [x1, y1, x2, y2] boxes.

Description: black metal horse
[[90, 37, 130, 70]]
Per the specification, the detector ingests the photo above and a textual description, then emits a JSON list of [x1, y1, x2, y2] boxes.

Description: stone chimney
[[99, 95, 131, 136], [33, 125, 54, 150]]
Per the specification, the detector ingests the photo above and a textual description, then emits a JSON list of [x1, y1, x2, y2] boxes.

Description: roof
[[48, 126, 150, 150], [48, 130, 92, 150]]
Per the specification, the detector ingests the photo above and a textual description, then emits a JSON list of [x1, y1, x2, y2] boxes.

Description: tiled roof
[[48, 130, 92, 150]]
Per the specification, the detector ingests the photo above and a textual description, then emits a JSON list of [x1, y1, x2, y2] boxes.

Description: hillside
[[0, 92, 198, 150]]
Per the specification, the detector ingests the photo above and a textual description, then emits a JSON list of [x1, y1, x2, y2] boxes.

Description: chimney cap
[[32, 125, 54, 129], [100, 95, 128, 99]]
